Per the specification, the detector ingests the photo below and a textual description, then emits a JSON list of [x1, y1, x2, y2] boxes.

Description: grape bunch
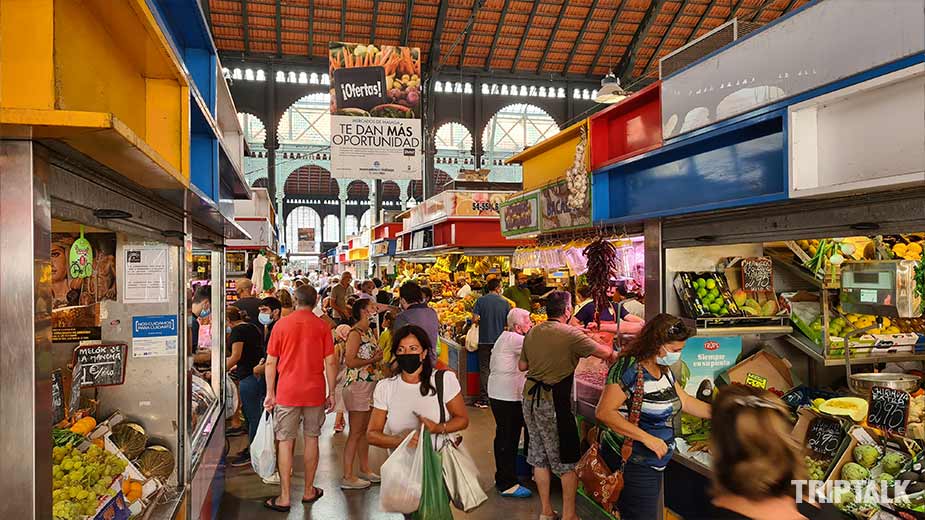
[[805, 455, 830, 481], [52, 444, 128, 519]]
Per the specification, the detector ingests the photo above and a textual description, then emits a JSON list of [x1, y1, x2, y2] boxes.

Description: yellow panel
[[145, 78, 183, 172], [180, 86, 190, 177], [0, 0, 55, 109], [507, 119, 591, 192], [54, 0, 147, 137]]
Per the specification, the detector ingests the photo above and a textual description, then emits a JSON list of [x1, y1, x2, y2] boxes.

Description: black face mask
[[396, 353, 423, 374]]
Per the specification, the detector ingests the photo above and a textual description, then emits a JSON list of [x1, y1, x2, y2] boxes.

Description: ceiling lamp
[[594, 70, 628, 104]]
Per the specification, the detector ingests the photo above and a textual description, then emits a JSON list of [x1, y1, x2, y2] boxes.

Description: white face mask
[[371, 288, 379, 297]]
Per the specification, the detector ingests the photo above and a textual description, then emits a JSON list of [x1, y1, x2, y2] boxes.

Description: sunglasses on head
[[667, 320, 686, 336]]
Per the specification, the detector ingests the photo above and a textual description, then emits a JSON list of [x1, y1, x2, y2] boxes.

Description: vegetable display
[[328, 43, 421, 116], [110, 422, 147, 460], [137, 445, 174, 480], [582, 237, 617, 325]]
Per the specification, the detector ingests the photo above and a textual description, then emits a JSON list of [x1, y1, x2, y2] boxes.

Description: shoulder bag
[[575, 361, 645, 515]]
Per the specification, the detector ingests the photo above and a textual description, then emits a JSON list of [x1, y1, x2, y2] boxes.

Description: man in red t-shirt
[[263, 285, 337, 511]]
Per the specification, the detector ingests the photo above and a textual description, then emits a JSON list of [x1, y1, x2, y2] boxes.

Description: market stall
[[370, 222, 403, 281]]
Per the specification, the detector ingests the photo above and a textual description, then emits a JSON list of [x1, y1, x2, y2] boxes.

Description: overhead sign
[[540, 178, 591, 233], [297, 228, 315, 253], [329, 41, 422, 180], [500, 192, 540, 237]]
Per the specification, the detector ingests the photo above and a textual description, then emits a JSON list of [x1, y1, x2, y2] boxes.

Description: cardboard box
[[791, 408, 851, 479], [721, 349, 797, 394]]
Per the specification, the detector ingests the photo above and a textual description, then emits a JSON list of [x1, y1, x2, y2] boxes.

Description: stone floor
[[218, 407, 600, 519]]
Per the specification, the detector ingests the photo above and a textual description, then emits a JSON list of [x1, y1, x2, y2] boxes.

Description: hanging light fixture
[[594, 70, 628, 104]]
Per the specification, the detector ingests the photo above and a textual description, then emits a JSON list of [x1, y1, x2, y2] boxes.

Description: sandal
[[302, 486, 324, 503], [263, 497, 290, 512], [539, 512, 559, 520]]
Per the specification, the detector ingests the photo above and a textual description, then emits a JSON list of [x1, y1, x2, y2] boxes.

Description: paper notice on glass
[[132, 315, 178, 358], [123, 245, 169, 304]]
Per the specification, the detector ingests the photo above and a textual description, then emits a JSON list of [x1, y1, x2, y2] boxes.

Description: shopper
[[573, 279, 645, 341], [378, 311, 395, 367], [374, 278, 392, 307], [488, 308, 533, 498], [258, 296, 282, 346], [708, 387, 842, 520], [504, 271, 533, 310], [520, 291, 618, 520], [225, 306, 266, 467], [233, 278, 263, 328], [368, 325, 469, 454], [392, 282, 440, 366], [277, 289, 294, 317], [594, 314, 711, 520], [263, 285, 337, 512], [189, 285, 211, 353], [330, 271, 353, 324], [332, 324, 351, 433], [341, 299, 384, 490], [472, 278, 511, 408], [421, 286, 433, 304]]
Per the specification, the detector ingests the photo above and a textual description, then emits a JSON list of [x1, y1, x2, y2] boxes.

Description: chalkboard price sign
[[807, 417, 844, 457], [73, 344, 127, 388], [52, 369, 65, 424], [742, 257, 774, 292], [867, 386, 910, 435]]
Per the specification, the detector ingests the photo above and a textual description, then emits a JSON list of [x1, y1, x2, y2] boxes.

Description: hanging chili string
[[583, 236, 617, 325]]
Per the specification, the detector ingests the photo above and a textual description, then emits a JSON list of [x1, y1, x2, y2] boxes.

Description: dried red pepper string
[[583, 237, 617, 325]]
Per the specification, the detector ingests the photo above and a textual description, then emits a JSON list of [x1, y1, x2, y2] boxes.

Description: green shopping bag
[[411, 432, 453, 520]]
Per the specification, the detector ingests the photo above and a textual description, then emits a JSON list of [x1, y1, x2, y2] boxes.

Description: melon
[[819, 397, 868, 422]]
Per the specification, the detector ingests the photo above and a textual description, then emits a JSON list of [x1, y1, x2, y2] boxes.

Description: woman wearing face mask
[[225, 306, 267, 467], [594, 314, 711, 520], [367, 325, 469, 455], [341, 299, 384, 490]]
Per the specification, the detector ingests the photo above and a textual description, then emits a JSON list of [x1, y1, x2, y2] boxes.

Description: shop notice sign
[[123, 245, 168, 304], [328, 41, 422, 180], [132, 315, 178, 358], [679, 336, 741, 398]]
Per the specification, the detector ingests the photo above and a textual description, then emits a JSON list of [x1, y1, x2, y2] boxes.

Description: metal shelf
[[784, 332, 925, 367], [769, 252, 839, 289], [671, 450, 712, 478], [695, 324, 793, 337]]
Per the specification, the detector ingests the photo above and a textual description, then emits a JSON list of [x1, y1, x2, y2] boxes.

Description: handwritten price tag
[[867, 386, 910, 435]]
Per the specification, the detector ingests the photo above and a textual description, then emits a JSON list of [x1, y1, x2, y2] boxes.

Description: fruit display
[[136, 445, 174, 480], [891, 239, 924, 262], [52, 443, 127, 520], [731, 289, 780, 316], [110, 422, 147, 460], [673, 272, 743, 318], [530, 312, 547, 324], [818, 397, 869, 422], [906, 394, 925, 439], [805, 455, 833, 480]]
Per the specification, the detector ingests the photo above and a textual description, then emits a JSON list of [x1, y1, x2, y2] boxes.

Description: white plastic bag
[[250, 410, 276, 479], [225, 373, 239, 417], [441, 440, 488, 512], [380, 426, 424, 513], [465, 324, 479, 353]]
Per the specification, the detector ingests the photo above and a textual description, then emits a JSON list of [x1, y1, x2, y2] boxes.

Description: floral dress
[[344, 327, 381, 386]]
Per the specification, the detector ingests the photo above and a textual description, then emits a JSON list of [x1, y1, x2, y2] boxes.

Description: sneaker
[[500, 484, 532, 498], [226, 426, 247, 437], [261, 472, 281, 485], [340, 477, 371, 490], [229, 451, 251, 468], [360, 472, 381, 483], [474, 401, 489, 409]]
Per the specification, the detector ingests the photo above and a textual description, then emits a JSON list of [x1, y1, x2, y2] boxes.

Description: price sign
[[73, 343, 127, 388], [807, 417, 844, 457], [867, 386, 910, 434], [742, 257, 774, 292], [745, 373, 768, 389], [52, 369, 65, 424]]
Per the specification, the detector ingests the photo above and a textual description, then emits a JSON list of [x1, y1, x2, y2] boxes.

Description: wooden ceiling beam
[[687, 0, 722, 41], [242, 0, 250, 52], [275, 0, 283, 57], [309, 0, 315, 57], [340, 0, 346, 41], [484, 0, 512, 70], [371, 0, 381, 41], [537, 0, 570, 73], [427, 0, 451, 72], [458, 0, 482, 72], [400, 0, 415, 47], [510, 0, 542, 73], [588, 0, 632, 77], [615, 0, 668, 83], [563, 0, 601, 72], [639, 0, 690, 77]]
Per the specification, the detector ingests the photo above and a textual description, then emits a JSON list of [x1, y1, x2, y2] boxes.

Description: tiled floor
[[218, 407, 598, 519]]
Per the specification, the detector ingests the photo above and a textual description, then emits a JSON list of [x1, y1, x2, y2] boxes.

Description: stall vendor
[[503, 272, 533, 310], [572, 280, 644, 342]]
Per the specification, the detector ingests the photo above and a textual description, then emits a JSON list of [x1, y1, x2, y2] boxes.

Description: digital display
[[859, 289, 879, 303]]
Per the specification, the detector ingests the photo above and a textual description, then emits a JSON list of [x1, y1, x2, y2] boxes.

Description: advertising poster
[[51, 233, 117, 310], [500, 192, 540, 237], [123, 245, 169, 304], [540, 178, 591, 233], [449, 192, 508, 217], [329, 41, 422, 180], [297, 228, 315, 253], [678, 336, 742, 399], [132, 315, 179, 358]]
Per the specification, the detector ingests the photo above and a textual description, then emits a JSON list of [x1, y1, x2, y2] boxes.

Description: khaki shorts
[[274, 404, 326, 440], [343, 381, 377, 412]]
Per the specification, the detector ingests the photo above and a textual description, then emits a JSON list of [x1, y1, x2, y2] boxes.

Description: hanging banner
[[329, 41, 422, 180], [297, 228, 315, 253]]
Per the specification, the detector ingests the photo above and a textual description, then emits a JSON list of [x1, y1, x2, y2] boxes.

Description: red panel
[[589, 81, 663, 171], [431, 220, 534, 248], [373, 223, 403, 240]]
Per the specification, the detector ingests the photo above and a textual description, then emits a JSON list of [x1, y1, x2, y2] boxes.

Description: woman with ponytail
[[340, 298, 384, 490], [710, 385, 841, 519], [594, 313, 711, 520]]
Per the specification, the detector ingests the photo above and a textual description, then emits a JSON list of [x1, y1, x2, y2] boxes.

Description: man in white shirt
[[487, 308, 534, 498]]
